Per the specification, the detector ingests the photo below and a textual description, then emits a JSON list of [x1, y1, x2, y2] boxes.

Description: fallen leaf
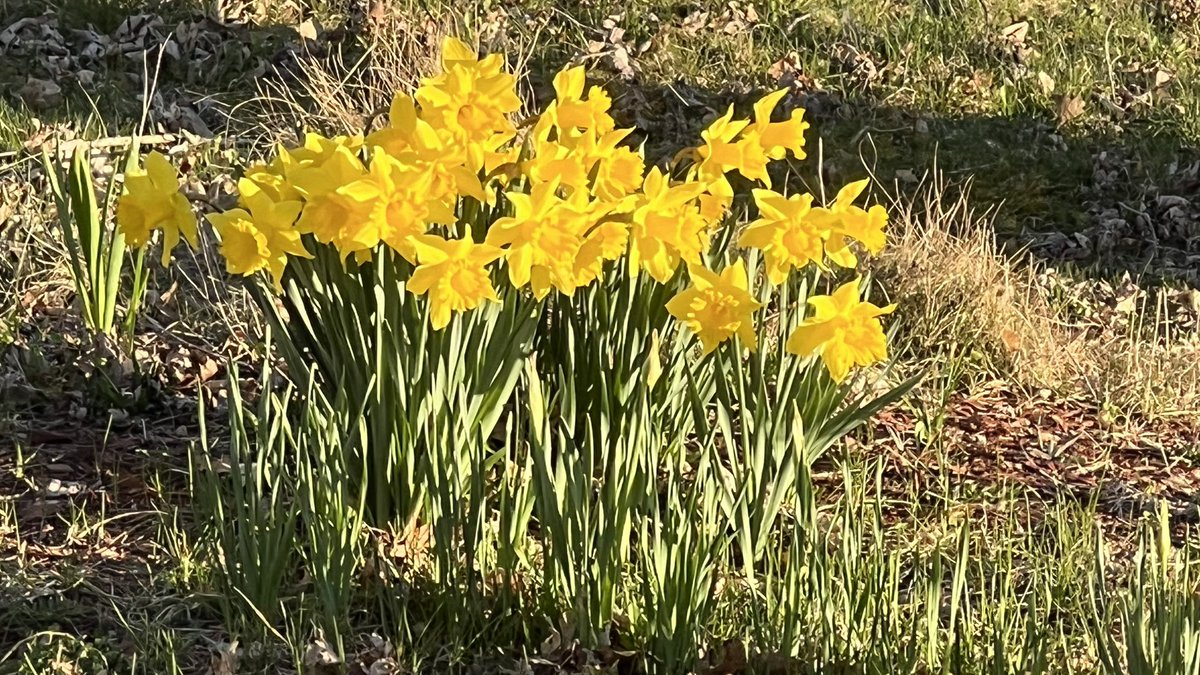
[[999, 328, 1022, 354], [610, 44, 635, 80], [1037, 71, 1055, 95], [1001, 20, 1029, 44], [767, 51, 800, 85], [304, 638, 340, 670], [1056, 94, 1085, 125], [198, 356, 220, 384], [297, 18, 318, 40], [211, 641, 239, 675]]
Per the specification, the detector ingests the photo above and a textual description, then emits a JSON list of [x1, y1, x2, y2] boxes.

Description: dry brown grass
[[871, 171, 1200, 420], [251, 6, 545, 143], [254, 10, 448, 139], [871, 172, 1076, 385]]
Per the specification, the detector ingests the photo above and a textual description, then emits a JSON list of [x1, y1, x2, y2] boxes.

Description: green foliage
[[42, 144, 147, 339]]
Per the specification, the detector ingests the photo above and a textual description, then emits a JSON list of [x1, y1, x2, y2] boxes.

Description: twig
[[183, 191, 224, 212]]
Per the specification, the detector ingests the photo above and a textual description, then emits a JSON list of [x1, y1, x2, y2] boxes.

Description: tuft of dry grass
[[871, 171, 1200, 420], [254, 9, 447, 139], [871, 171, 1076, 386]]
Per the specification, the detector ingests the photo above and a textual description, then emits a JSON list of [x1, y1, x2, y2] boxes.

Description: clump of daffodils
[[116, 37, 895, 382]]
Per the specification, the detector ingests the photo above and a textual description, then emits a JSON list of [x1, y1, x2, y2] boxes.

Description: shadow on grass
[[600, 76, 1200, 289], [0, 0, 315, 149]]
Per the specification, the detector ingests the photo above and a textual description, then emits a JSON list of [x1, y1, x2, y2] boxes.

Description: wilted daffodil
[[666, 260, 761, 354], [115, 151, 198, 266], [810, 179, 888, 268], [407, 234, 504, 330], [786, 277, 895, 382], [739, 189, 827, 284]]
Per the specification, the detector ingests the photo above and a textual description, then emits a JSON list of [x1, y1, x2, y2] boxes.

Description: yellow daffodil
[[666, 260, 761, 354], [208, 179, 308, 290], [246, 180, 309, 283], [523, 123, 593, 194], [333, 149, 460, 261], [366, 94, 443, 157], [691, 104, 773, 187], [569, 192, 628, 286], [115, 151, 198, 266], [786, 278, 895, 382], [739, 189, 827, 284], [551, 66, 615, 134], [242, 160, 300, 203], [694, 105, 749, 182], [290, 146, 373, 255], [416, 37, 521, 152], [580, 128, 645, 201], [628, 168, 709, 283], [436, 36, 505, 81], [406, 233, 504, 330], [487, 180, 584, 299], [208, 209, 268, 276], [288, 132, 364, 166], [749, 89, 809, 160], [810, 179, 888, 268]]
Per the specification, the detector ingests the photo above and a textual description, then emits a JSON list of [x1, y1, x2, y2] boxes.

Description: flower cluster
[[115, 37, 896, 382]]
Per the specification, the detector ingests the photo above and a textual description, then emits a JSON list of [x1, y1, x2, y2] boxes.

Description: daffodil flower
[[666, 260, 761, 354], [416, 37, 521, 157], [739, 189, 828, 284], [810, 179, 888, 268], [115, 151, 198, 266], [694, 105, 751, 184], [487, 180, 585, 299], [749, 89, 810, 160], [628, 168, 709, 283], [290, 146, 371, 254], [208, 178, 308, 290], [551, 66, 616, 134], [786, 278, 895, 382], [407, 233, 504, 330]]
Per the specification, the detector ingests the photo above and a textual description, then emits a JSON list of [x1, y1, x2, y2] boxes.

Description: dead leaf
[[999, 328, 1023, 354], [1037, 71, 1055, 95], [1001, 20, 1029, 44], [610, 44, 635, 80], [1114, 294, 1139, 314], [1154, 68, 1173, 88], [304, 638, 340, 670], [198, 356, 219, 384], [767, 51, 800, 86], [1056, 94, 1085, 125], [211, 641, 239, 675]]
